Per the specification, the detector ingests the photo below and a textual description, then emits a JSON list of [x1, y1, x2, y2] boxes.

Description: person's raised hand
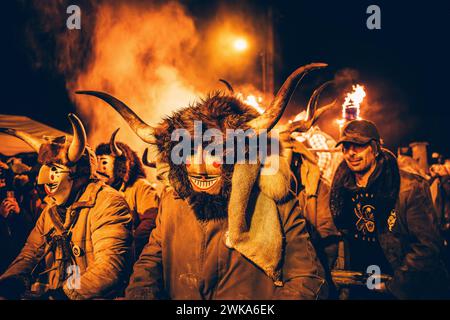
[[0, 198, 20, 217]]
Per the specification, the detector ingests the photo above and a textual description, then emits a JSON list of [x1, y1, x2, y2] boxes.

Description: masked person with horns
[[0, 114, 133, 300], [78, 63, 331, 300], [96, 129, 159, 259]]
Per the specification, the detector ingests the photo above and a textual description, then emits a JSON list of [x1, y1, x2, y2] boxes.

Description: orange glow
[[68, 2, 201, 150]]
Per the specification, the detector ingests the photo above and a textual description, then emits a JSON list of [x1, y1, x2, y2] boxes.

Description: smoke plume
[[25, 0, 269, 164]]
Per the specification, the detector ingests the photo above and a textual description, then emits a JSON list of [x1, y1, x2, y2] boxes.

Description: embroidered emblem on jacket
[[387, 210, 397, 232]]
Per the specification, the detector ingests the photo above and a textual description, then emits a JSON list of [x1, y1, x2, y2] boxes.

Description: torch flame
[[338, 84, 366, 127]]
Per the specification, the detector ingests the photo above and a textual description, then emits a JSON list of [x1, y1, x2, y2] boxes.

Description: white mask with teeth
[[38, 163, 75, 206], [186, 149, 223, 195]]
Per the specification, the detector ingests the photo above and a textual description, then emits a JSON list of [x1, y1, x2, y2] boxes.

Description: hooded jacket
[[0, 180, 133, 299], [330, 149, 449, 299]]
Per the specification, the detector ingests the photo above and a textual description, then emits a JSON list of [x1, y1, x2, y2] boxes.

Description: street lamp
[[233, 37, 248, 52]]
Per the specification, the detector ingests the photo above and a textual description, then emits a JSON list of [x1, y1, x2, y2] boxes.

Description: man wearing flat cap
[[330, 119, 449, 299]]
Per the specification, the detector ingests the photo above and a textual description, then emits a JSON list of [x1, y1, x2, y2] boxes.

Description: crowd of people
[[0, 64, 449, 300]]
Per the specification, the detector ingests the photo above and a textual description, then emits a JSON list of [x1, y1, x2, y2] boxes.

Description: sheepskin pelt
[[95, 142, 146, 188]]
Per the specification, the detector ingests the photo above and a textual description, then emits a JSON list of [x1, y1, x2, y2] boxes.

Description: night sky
[[1, 0, 449, 157]]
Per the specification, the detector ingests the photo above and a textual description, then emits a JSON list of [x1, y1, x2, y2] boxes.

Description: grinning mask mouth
[[185, 147, 223, 196], [188, 174, 222, 192]]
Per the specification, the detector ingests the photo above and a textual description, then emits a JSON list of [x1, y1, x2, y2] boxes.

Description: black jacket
[[331, 150, 449, 299]]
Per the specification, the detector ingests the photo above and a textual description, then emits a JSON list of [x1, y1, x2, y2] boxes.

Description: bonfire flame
[[236, 92, 265, 114], [338, 84, 366, 127]]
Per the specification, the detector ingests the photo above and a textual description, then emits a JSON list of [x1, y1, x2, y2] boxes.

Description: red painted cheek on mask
[[212, 161, 221, 168], [50, 174, 55, 181]]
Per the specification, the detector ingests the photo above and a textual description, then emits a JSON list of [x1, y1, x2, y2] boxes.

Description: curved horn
[[67, 113, 87, 164], [288, 80, 337, 133], [142, 148, 156, 168], [109, 128, 123, 157], [219, 79, 234, 94], [246, 63, 328, 132], [305, 80, 334, 121], [0, 128, 42, 152], [75, 91, 156, 145]]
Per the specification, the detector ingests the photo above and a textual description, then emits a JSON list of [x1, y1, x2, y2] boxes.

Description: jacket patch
[[387, 210, 397, 232]]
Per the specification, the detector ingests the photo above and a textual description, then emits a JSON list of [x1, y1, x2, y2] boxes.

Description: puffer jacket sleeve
[[386, 178, 449, 299], [63, 190, 133, 300], [0, 210, 47, 298], [125, 192, 165, 300], [274, 200, 329, 300]]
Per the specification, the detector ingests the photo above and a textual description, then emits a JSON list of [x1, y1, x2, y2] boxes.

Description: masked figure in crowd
[[330, 119, 450, 299], [0, 114, 133, 300], [96, 129, 159, 258], [78, 63, 331, 300]]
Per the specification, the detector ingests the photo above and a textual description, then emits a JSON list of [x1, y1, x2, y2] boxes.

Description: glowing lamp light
[[233, 38, 248, 52]]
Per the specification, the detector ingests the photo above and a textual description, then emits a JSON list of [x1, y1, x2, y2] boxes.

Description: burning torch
[[337, 84, 366, 130]]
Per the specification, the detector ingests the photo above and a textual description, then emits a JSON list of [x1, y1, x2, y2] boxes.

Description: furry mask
[[154, 92, 260, 219]]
